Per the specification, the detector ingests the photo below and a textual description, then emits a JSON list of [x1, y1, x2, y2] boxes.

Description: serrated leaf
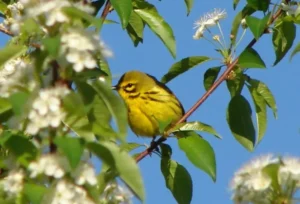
[[4, 135, 37, 165], [230, 6, 255, 48], [238, 47, 266, 68], [0, 45, 26, 68], [54, 137, 84, 169], [249, 78, 277, 119], [203, 66, 221, 91], [24, 183, 48, 204], [134, 0, 176, 58], [161, 56, 211, 84], [110, 0, 132, 28], [0, 97, 12, 115], [120, 142, 144, 152], [92, 81, 128, 142], [160, 144, 193, 204], [63, 92, 95, 141], [233, 0, 240, 9], [227, 95, 255, 151], [8, 92, 30, 116], [76, 81, 117, 139], [245, 13, 270, 40], [290, 42, 300, 61], [170, 121, 221, 139], [247, 0, 270, 12], [88, 141, 145, 201], [41, 36, 60, 58], [184, 0, 193, 15], [178, 131, 216, 181], [272, 21, 296, 65], [247, 84, 267, 144]]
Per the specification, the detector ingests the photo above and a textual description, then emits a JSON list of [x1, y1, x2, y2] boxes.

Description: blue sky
[[1, 1, 300, 204], [101, 1, 300, 204]]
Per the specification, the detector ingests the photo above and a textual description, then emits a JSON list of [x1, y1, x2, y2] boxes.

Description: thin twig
[[135, 7, 284, 163], [101, 0, 111, 20]]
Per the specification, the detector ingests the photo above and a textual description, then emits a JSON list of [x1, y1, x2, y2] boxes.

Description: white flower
[[279, 156, 300, 186], [1, 169, 24, 196], [0, 58, 34, 97], [26, 85, 69, 135], [28, 154, 69, 178], [101, 182, 133, 204], [46, 180, 95, 204], [66, 50, 97, 72], [281, 2, 298, 16], [193, 8, 226, 40], [73, 163, 97, 186]]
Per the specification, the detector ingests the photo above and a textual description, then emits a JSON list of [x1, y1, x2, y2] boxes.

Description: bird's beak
[[112, 85, 117, 90]]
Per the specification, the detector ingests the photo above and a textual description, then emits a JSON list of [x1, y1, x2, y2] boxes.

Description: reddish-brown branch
[[101, 0, 111, 20], [135, 7, 284, 163]]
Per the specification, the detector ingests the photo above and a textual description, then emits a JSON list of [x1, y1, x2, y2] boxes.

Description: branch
[[101, 0, 111, 20], [135, 7, 284, 163]]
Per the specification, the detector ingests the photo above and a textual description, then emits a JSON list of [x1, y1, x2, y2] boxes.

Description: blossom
[[28, 154, 69, 178], [0, 169, 24, 196], [44, 180, 95, 204], [61, 28, 112, 72], [279, 156, 300, 186], [281, 2, 299, 16], [193, 8, 226, 39], [72, 163, 97, 186], [0, 58, 35, 97], [26, 85, 70, 135], [101, 182, 133, 204]]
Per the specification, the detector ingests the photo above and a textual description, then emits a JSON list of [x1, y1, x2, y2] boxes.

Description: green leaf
[[63, 92, 96, 141], [184, 0, 194, 15], [245, 13, 270, 40], [88, 141, 145, 201], [226, 69, 245, 97], [126, 11, 144, 47], [0, 97, 12, 115], [248, 78, 277, 119], [76, 81, 117, 139], [54, 137, 84, 169], [290, 42, 300, 61], [8, 92, 30, 116], [160, 144, 193, 204], [62, 7, 102, 29], [178, 131, 216, 181], [120, 142, 144, 152], [247, 84, 267, 144], [24, 183, 47, 204], [110, 0, 132, 28], [170, 121, 221, 139], [0, 45, 26, 68], [272, 20, 296, 65], [233, 0, 240, 9], [238, 47, 266, 68], [230, 6, 255, 48], [4, 135, 37, 165], [227, 95, 255, 151], [262, 163, 280, 191], [0, 1, 7, 14], [99, 59, 112, 85], [247, 0, 270, 12], [161, 56, 211, 84], [41, 36, 60, 58], [203, 66, 221, 91], [92, 81, 128, 142], [134, 0, 176, 58]]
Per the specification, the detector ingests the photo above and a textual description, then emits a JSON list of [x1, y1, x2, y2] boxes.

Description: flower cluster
[[0, 57, 35, 97], [61, 28, 112, 72], [26, 85, 70, 135], [44, 179, 95, 204], [0, 169, 24, 197], [0, 2, 24, 34], [193, 8, 226, 40], [230, 154, 300, 204], [100, 182, 133, 204]]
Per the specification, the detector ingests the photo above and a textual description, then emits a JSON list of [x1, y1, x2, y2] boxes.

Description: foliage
[[0, 0, 298, 203]]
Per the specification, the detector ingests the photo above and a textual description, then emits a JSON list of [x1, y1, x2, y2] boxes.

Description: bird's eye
[[127, 83, 133, 87]]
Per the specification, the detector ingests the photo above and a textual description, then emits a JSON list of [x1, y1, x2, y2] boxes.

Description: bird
[[113, 70, 184, 139]]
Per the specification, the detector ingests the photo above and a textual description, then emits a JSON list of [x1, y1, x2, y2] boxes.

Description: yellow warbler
[[113, 70, 184, 138]]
